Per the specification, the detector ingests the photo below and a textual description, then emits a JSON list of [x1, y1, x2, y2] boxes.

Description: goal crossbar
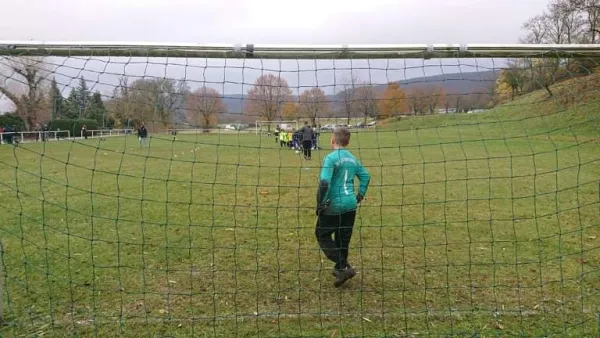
[[2, 41, 600, 59]]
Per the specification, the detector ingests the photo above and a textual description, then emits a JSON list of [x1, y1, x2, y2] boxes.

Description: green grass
[[0, 92, 599, 337]]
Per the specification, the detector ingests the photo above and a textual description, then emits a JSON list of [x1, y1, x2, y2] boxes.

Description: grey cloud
[[0, 0, 548, 43]]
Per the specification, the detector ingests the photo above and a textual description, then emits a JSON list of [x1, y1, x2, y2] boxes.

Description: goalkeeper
[[315, 126, 370, 287]]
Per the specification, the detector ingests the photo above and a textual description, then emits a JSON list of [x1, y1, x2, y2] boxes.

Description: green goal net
[[0, 43, 598, 337]]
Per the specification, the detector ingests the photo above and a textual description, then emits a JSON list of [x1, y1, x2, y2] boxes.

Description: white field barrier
[[84, 129, 134, 139], [165, 128, 255, 135], [0, 130, 70, 144], [0, 129, 134, 144]]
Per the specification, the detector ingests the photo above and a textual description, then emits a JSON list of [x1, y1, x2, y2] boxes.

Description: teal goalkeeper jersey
[[319, 149, 371, 215]]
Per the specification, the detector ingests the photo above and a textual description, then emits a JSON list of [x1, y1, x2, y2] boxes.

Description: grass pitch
[[0, 103, 599, 337]]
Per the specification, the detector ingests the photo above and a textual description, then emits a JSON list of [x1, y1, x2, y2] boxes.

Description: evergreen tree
[[62, 90, 80, 119], [62, 76, 91, 119], [49, 77, 63, 119], [86, 91, 107, 126], [76, 76, 90, 118]]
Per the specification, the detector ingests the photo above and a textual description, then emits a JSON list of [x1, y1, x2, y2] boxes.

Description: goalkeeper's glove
[[356, 194, 364, 204], [316, 200, 330, 216]]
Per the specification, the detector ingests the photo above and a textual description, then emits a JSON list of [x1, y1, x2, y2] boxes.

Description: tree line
[[2, 55, 495, 132], [99, 72, 485, 131], [1, 56, 495, 132], [0, 57, 108, 130], [50, 77, 108, 125], [496, 0, 600, 101], [242, 73, 490, 128]]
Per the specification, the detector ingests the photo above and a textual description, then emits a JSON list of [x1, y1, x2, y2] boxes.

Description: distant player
[[298, 121, 314, 160], [274, 127, 280, 144], [287, 130, 293, 148], [315, 126, 371, 287], [2, 125, 14, 144], [137, 124, 148, 147], [279, 129, 286, 147]]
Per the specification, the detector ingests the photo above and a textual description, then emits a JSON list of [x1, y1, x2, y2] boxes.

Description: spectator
[[42, 124, 49, 141], [3, 125, 14, 144], [137, 124, 148, 147]]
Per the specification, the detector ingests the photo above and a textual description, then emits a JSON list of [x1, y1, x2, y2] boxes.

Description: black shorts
[[315, 210, 357, 270]]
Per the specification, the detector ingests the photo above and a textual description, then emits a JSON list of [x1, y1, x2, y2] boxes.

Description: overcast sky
[[0, 0, 551, 111], [1, 0, 549, 44]]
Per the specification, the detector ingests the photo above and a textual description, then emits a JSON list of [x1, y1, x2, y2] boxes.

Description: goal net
[[0, 42, 598, 337], [255, 120, 299, 135]]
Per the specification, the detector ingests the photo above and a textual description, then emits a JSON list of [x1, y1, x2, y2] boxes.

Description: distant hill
[[392, 69, 498, 94], [396, 70, 498, 93], [220, 70, 500, 116], [220, 94, 246, 115], [383, 71, 600, 139]]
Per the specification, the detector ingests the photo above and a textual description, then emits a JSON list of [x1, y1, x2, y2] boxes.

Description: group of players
[[274, 121, 320, 160]]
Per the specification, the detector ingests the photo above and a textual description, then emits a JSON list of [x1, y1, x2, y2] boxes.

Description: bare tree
[[533, 58, 561, 97], [339, 73, 359, 125], [107, 76, 133, 128], [557, 0, 600, 74], [422, 86, 444, 114], [538, 1, 586, 44], [522, 0, 597, 44], [127, 78, 188, 131], [496, 59, 527, 101], [407, 87, 428, 115], [567, 0, 600, 43], [354, 85, 378, 124], [186, 87, 226, 131], [553, 0, 587, 43], [298, 87, 329, 127], [546, 6, 569, 43], [520, 6, 575, 97], [0, 56, 51, 129], [245, 74, 293, 130], [521, 14, 548, 43]]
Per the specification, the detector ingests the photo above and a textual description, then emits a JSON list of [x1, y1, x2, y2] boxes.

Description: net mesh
[[0, 46, 598, 337]]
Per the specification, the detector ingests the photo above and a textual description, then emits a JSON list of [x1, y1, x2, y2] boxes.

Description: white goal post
[[255, 120, 299, 136]]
